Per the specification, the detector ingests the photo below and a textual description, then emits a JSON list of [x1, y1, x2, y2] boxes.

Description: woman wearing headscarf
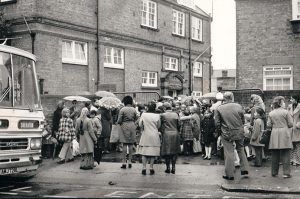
[[160, 102, 181, 174], [267, 96, 293, 178], [288, 95, 300, 166], [250, 94, 266, 126], [117, 96, 138, 169], [139, 101, 161, 175], [57, 108, 76, 164], [75, 108, 98, 170]]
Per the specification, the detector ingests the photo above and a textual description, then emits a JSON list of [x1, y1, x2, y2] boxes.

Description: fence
[[114, 91, 161, 105]]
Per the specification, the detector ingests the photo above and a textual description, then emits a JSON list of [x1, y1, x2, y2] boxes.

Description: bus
[[0, 44, 44, 177]]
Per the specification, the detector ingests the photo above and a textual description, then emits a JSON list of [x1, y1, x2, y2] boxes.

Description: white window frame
[[263, 65, 293, 90], [193, 62, 203, 77], [142, 71, 158, 87], [104, 47, 124, 69], [164, 56, 179, 71], [192, 91, 202, 97], [62, 40, 88, 65], [191, 16, 203, 41], [292, 0, 300, 20], [141, 0, 157, 29], [172, 9, 185, 36]]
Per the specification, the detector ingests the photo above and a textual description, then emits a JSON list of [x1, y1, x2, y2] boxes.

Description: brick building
[[236, 0, 300, 91], [211, 69, 236, 92], [1, 0, 212, 97]]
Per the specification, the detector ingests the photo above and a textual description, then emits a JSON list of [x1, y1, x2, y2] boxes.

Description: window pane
[[104, 47, 112, 63], [62, 41, 73, 59], [75, 42, 86, 61]]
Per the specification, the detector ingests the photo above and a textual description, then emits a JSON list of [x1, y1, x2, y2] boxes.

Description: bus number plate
[[20, 122, 34, 129], [1, 168, 17, 175]]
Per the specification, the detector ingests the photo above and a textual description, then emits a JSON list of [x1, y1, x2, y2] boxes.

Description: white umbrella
[[97, 97, 122, 109], [63, 96, 91, 102]]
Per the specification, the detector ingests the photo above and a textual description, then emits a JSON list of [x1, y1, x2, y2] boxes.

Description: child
[[250, 107, 265, 167], [244, 113, 252, 160], [201, 109, 215, 160]]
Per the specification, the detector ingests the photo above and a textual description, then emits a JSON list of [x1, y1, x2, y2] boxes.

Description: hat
[[163, 102, 172, 109]]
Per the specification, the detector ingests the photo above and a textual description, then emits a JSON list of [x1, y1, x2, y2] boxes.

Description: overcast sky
[[196, 0, 236, 69]]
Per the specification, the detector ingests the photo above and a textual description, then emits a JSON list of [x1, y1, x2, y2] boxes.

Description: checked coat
[[57, 117, 76, 142]]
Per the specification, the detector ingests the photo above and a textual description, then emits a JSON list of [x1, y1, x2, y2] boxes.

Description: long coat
[[160, 111, 181, 156], [287, 103, 300, 142], [99, 107, 112, 138], [75, 117, 97, 154], [267, 107, 293, 149], [139, 112, 161, 147]]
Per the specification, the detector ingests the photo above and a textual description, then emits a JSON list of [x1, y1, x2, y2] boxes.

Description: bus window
[[0, 52, 12, 107], [12, 54, 39, 109]]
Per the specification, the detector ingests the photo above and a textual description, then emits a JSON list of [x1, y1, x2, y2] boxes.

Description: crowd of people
[[42, 90, 300, 179]]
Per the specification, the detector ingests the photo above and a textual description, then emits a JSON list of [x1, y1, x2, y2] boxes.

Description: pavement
[[36, 151, 300, 195]]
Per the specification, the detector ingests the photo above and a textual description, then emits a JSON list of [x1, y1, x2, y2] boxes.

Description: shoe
[[241, 170, 249, 175], [222, 175, 234, 180], [171, 169, 175, 174], [66, 158, 74, 162], [207, 156, 211, 160], [120, 164, 126, 169], [150, 169, 155, 175], [272, 174, 278, 177], [203, 156, 208, 160], [142, 169, 146, 175], [57, 159, 65, 164], [128, 164, 132, 169], [165, 168, 170, 174], [283, 174, 292, 178]]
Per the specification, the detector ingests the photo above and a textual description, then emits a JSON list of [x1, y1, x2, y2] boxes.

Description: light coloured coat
[[287, 103, 300, 142], [75, 117, 97, 154], [250, 118, 264, 147], [267, 107, 293, 149], [139, 112, 161, 147]]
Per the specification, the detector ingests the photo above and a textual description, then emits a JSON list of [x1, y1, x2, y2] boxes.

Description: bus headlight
[[30, 138, 41, 150]]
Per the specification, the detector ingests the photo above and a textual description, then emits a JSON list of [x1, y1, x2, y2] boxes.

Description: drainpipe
[[96, 0, 100, 91], [188, 11, 192, 96], [30, 32, 36, 54]]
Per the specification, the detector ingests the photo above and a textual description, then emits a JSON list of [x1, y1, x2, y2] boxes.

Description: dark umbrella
[[94, 141, 103, 165]]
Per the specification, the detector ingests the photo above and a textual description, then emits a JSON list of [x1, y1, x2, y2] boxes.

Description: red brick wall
[[236, 0, 300, 90]]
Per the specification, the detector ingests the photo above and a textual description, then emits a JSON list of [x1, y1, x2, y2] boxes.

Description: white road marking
[[0, 191, 18, 195], [11, 186, 32, 193]]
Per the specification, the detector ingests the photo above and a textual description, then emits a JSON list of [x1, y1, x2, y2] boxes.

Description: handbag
[[259, 129, 271, 145], [109, 124, 121, 143], [193, 138, 202, 153], [72, 139, 80, 156]]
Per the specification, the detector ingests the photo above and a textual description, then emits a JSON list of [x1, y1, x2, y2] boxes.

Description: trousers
[[222, 137, 249, 177], [271, 149, 291, 176]]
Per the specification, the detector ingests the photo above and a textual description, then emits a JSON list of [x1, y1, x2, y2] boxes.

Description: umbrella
[[200, 92, 217, 100], [63, 96, 91, 102], [95, 91, 116, 98], [162, 96, 173, 100], [94, 141, 102, 165], [97, 97, 121, 109]]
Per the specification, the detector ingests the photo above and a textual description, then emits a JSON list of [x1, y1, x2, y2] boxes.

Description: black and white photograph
[[0, 0, 300, 198]]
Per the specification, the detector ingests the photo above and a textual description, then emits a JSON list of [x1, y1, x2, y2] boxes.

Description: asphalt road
[[0, 153, 298, 198]]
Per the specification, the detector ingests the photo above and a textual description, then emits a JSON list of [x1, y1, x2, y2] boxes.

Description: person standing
[[250, 107, 265, 167], [52, 100, 65, 157], [99, 106, 112, 154], [75, 108, 98, 170], [138, 101, 161, 175], [288, 95, 300, 166], [57, 108, 76, 164], [160, 102, 181, 174], [117, 96, 138, 169], [201, 109, 215, 160], [268, 96, 293, 178], [215, 92, 249, 180], [70, 100, 80, 127]]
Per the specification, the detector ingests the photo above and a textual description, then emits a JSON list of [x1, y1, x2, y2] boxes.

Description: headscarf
[[250, 94, 265, 111], [61, 108, 70, 118], [80, 107, 89, 119]]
